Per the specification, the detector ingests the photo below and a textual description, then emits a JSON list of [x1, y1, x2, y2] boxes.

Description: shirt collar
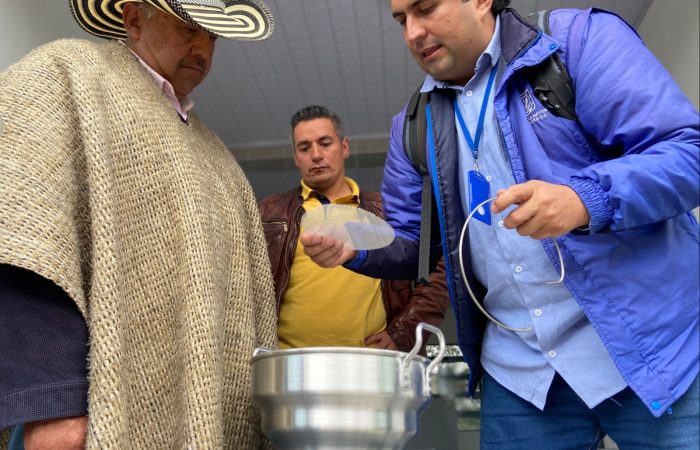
[[300, 177, 361, 203], [123, 42, 194, 121], [421, 15, 502, 93]]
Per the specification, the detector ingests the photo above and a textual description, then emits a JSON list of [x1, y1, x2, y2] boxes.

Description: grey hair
[[290, 105, 345, 142], [136, 2, 156, 18]]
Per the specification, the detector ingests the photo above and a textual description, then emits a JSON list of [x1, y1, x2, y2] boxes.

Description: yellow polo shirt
[[277, 178, 386, 348]]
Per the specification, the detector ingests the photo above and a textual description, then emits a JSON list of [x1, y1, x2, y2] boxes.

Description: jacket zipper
[[276, 205, 303, 312]]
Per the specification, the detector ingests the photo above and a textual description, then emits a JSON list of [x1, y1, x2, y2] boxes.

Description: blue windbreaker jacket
[[349, 8, 699, 417]]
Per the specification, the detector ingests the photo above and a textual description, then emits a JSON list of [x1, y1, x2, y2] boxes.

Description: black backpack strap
[[526, 8, 549, 32], [524, 10, 577, 121], [403, 86, 428, 169], [402, 86, 433, 284], [416, 158, 432, 284]]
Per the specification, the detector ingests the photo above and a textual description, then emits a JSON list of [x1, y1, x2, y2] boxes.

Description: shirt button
[[466, 90, 473, 97], [548, 350, 557, 358], [651, 400, 661, 410], [497, 220, 504, 228], [485, 175, 493, 182], [514, 265, 523, 273], [534, 309, 542, 317]]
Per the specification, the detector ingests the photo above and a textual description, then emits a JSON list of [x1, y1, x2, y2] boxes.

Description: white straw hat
[[69, 0, 274, 41]]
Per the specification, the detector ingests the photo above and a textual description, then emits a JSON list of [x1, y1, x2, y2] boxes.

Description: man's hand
[[491, 180, 590, 239], [300, 232, 357, 268], [24, 416, 88, 450], [364, 330, 398, 350]]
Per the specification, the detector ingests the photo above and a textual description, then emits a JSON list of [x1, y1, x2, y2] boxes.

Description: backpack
[[402, 9, 579, 284]]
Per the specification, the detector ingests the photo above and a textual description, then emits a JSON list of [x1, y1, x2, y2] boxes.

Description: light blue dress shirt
[[421, 17, 626, 410]]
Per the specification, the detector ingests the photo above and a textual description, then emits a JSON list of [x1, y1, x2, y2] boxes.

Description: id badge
[[468, 170, 491, 225]]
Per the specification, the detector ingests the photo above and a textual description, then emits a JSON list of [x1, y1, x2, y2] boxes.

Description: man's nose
[[310, 145, 323, 161], [191, 30, 215, 60], [404, 16, 426, 46]]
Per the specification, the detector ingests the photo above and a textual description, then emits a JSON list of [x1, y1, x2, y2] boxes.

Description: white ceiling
[[191, 0, 652, 166], [0, 0, 652, 178]]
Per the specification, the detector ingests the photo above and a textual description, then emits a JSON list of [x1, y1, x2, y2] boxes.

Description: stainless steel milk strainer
[[458, 197, 566, 333]]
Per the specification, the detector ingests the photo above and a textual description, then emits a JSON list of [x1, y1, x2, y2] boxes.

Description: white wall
[[637, 0, 699, 109], [0, 1, 98, 71]]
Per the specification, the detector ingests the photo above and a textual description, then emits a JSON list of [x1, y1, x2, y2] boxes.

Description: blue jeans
[[480, 372, 699, 450]]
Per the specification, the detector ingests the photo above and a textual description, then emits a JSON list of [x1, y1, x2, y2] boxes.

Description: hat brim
[[69, 0, 274, 41]]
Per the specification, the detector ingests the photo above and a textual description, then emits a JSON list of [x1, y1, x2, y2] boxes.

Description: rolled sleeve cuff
[[0, 380, 88, 429]]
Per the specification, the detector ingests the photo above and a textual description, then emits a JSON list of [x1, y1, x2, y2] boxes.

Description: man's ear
[[342, 137, 350, 159], [122, 3, 143, 40], [475, 0, 494, 17]]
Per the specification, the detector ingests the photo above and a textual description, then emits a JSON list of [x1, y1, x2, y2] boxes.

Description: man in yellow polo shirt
[[259, 105, 448, 351]]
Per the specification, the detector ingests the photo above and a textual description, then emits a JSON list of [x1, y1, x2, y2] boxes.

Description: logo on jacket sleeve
[[520, 89, 549, 124]]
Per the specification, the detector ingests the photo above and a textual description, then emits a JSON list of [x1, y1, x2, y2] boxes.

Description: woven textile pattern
[[0, 39, 277, 449]]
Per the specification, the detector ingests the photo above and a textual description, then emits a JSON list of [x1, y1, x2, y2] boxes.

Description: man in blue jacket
[[301, 0, 700, 448]]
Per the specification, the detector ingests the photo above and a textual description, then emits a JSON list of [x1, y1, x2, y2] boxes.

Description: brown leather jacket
[[258, 187, 448, 352]]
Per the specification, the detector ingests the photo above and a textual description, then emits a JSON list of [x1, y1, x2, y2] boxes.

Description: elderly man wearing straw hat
[[0, 1, 277, 449]]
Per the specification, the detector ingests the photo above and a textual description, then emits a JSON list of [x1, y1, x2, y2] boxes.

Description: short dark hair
[[290, 105, 345, 141], [462, 0, 510, 16], [490, 0, 511, 16]]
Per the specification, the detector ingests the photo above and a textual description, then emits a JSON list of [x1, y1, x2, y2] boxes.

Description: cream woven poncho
[[0, 39, 277, 449]]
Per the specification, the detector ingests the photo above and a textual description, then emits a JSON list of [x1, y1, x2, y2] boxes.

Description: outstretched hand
[[491, 180, 590, 239], [300, 232, 357, 268]]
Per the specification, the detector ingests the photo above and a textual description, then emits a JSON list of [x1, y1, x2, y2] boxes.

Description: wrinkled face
[[124, 4, 217, 99], [390, 0, 493, 86], [293, 118, 349, 195]]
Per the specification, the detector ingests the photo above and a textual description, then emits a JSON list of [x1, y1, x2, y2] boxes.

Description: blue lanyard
[[453, 64, 498, 171]]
